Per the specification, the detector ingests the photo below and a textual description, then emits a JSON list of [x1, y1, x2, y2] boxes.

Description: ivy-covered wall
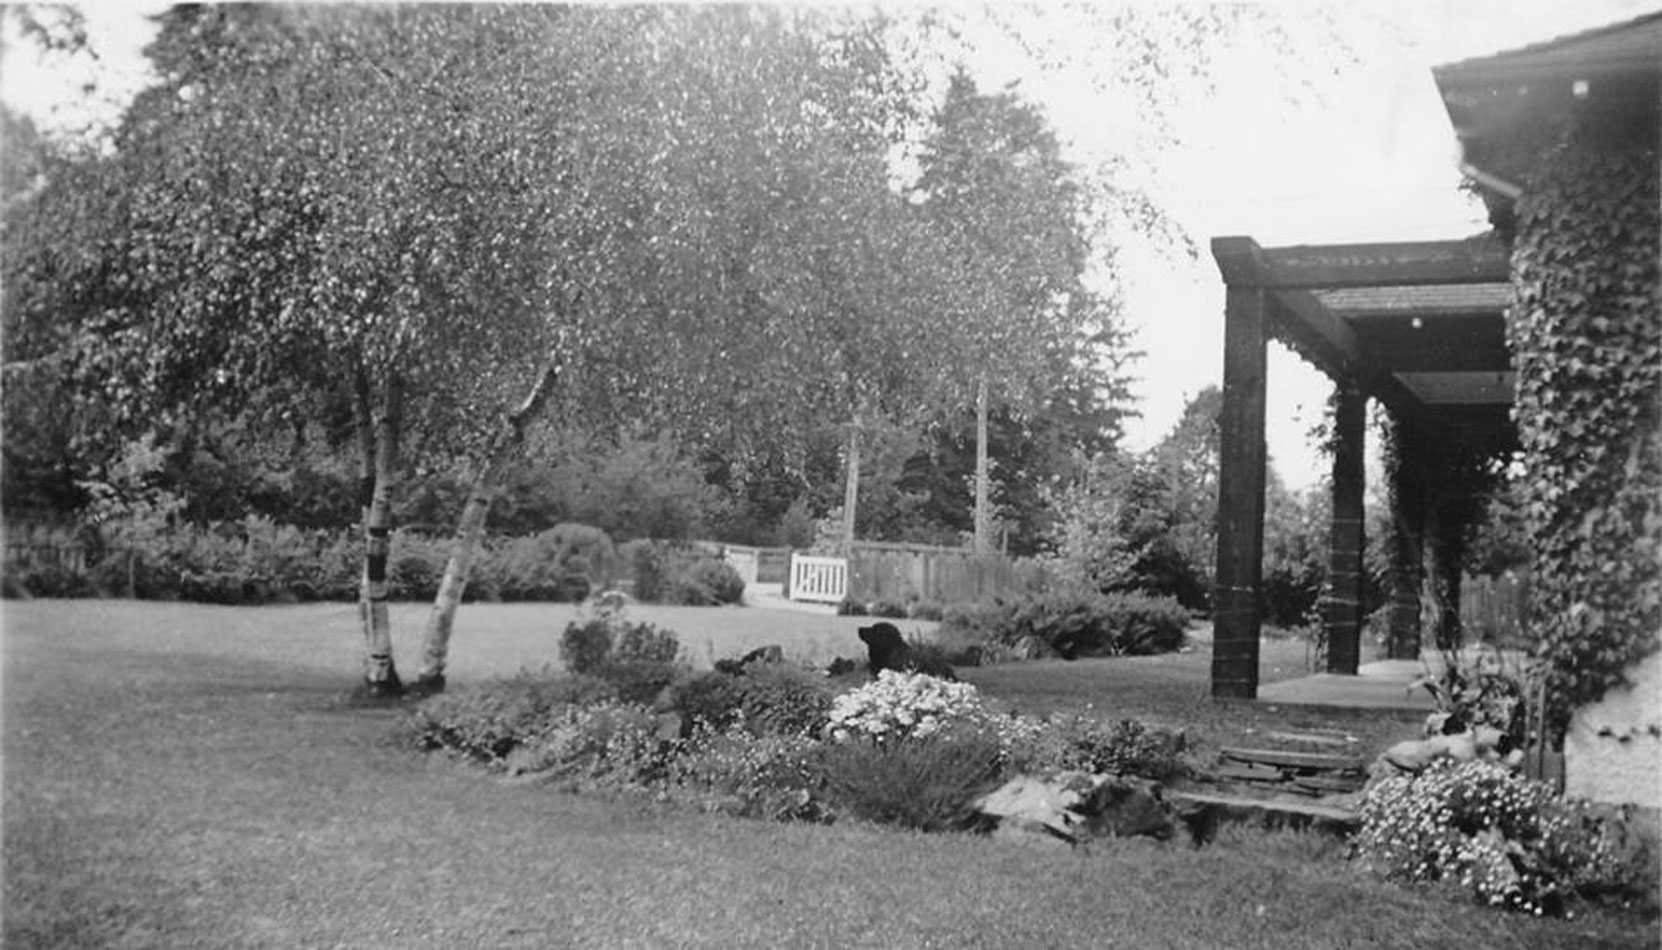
[[1509, 114, 1661, 732]]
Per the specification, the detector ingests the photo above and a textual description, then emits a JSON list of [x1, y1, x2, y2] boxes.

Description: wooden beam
[[1256, 239, 1511, 288], [1211, 235, 1270, 286], [1324, 386, 1366, 675], [1213, 285, 1269, 700], [1268, 288, 1363, 380]]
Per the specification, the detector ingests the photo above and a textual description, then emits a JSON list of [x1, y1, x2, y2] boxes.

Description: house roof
[[1433, 11, 1662, 88], [1434, 12, 1662, 231]]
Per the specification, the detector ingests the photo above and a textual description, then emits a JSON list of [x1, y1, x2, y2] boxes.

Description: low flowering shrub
[[670, 557, 746, 606], [827, 670, 987, 743], [402, 671, 618, 763], [594, 659, 682, 706], [935, 590, 1190, 660], [660, 665, 834, 737], [614, 622, 682, 664], [1355, 759, 1624, 915], [815, 723, 1009, 831], [1038, 715, 1191, 782], [505, 700, 668, 787], [666, 722, 825, 820]]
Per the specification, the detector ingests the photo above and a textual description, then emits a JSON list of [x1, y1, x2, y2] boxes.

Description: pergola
[[1205, 10, 1662, 700], [1206, 236, 1516, 699]]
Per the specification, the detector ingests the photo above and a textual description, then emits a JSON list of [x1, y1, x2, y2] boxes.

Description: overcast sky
[[4, 1, 1654, 490]]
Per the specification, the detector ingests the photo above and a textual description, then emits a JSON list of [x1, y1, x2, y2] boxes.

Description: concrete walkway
[[743, 582, 839, 616], [1257, 661, 1437, 713], [1256, 647, 1531, 715]]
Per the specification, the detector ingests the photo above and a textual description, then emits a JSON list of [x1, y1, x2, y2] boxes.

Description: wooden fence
[[845, 540, 1048, 605], [720, 545, 791, 585]]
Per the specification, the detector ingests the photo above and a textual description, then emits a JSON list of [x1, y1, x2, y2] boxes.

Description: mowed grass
[[4, 600, 1656, 950]]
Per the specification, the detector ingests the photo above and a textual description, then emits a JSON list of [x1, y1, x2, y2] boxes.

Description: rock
[[1383, 736, 1452, 773], [1073, 775, 1175, 841], [974, 776, 1082, 839], [1444, 731, 1478, 761], [1472, 726, 1504, 754], [714, 644, 784, 675], [654, 711, 687, 743]]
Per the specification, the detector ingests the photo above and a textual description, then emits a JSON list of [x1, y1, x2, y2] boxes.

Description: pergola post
[[1324, 385, 1366, 674], [1387, 433, 1426, 660], [1212, 284, 1268, 699]]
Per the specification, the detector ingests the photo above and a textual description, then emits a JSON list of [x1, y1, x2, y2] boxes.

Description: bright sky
[[4, 1, 1655, 489]]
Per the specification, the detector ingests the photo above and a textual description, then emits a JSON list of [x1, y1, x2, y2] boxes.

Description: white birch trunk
[[414, 362, 559, 691], [359, 372, 403, 696], [842, 415, 861, 552], [974, 375, 990, 555]]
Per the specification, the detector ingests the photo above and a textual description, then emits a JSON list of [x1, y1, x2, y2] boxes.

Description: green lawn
[[4, 600, 1655, 950]]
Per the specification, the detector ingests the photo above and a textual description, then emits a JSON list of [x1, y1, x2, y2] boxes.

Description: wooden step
[[1219, 747, 1366, 773], [1261, 730, 1358, 747], [1291, 774, 1366, 794], [1213, 763, 1289, 785], [1168, 790, 1360, 836]]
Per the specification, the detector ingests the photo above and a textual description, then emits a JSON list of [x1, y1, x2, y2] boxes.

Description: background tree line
[[2, 4, 1363, 687]]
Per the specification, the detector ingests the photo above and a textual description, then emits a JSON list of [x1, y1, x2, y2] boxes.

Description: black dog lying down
[[856, 622, 956, 680]]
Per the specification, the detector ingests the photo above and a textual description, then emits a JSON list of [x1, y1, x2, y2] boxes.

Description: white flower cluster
[[1355, 758, 1614, 915], [826, 670, 986, 743]]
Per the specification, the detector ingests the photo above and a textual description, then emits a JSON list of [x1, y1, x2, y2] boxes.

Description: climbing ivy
[[1509, 115, 1661, 731]]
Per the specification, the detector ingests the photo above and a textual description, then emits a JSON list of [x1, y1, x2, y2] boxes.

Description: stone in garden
[[974, 775, 1082, 839], [654, 711, 688, 742], [1472, 726, 1504, 754], [1382, 736, 1450, 773], [1444, 732, 1478, 761], [714, 644, 784, 675], [1074, 775, 1176, 841]]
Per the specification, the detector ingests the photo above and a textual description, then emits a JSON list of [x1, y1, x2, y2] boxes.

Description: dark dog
[[857, 622, 955, 680]]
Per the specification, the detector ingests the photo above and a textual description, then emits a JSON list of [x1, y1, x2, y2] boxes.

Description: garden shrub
[[907, 599, 945, 622], [594, 659, 683, 706], [949, 589, 1188, 659], [559, 618, 615, 675], [625, 540, 668, 602], [836, 597, 869, 617], [403, 671, 617, 763], [1355, 759, 1631, 915], [669, 556, 745, 606], [613, 622, 681, 664], [815, 725, 1009, 831], [730, 662, 835, 737], [902, 634, 959, 679], [667, 724, 825, 820], [505, 700, 668, 786], [660, 664, 834, 737], [620, 541, 743, 606], [1011, 714, 1191, 782], [659, 671, 750, 730], [871, 598, 909, 619], [827, 670, 987, 743]]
